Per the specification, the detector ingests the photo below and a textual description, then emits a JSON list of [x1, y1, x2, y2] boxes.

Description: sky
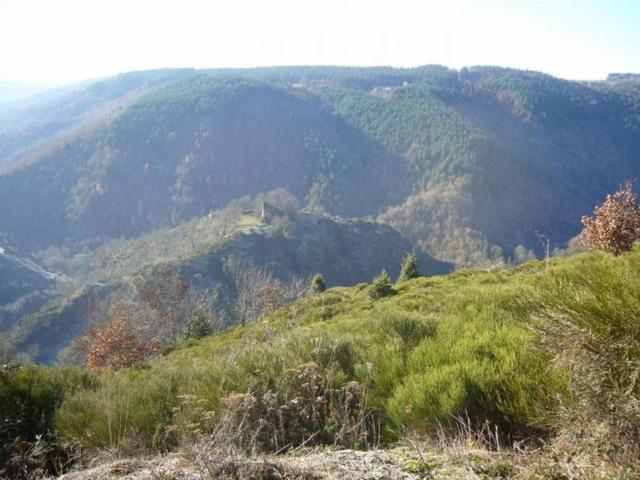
[[0, 0, 639, 85]]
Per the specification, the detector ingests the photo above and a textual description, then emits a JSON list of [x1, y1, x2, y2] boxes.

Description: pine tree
[[398, 252, 421, 282], [310, 273, 326, 294], [369, 269, 396, 299]]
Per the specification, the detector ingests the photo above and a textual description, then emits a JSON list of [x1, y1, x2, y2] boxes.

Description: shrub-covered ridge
[[55, 253, 574, 453], [4, 248, 640, 478]]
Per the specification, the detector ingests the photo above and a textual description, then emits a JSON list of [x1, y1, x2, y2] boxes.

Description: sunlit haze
[[1, 0, 639, 84]]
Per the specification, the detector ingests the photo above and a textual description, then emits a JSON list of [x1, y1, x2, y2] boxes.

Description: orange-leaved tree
[[83, 308, 159, 373], [581, 181, 640, 256]]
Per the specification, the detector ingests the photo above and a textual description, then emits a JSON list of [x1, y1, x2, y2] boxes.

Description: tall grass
[[56, 368, 178, 451], [523, 248, 640, 462], [0, 364, 92, 478]]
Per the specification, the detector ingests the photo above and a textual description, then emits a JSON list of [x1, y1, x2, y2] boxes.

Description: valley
[[1, 64, 640, 479]]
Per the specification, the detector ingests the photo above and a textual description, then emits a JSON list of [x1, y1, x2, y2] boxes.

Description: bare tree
[[283, 276, 309, 303], [225, 259, 308, 326], [225, 259, 275, 326], [137, 269, 217, 343]]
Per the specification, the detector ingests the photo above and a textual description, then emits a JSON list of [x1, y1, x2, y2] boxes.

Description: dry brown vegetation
[[581, 180, 640, 255], [81, 308, 159, 373]]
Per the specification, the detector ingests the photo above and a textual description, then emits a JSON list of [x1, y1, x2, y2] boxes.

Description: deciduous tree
[[137, 269, 215, 343], [82, 308, 159, 373], [581, 181, 640, 255]]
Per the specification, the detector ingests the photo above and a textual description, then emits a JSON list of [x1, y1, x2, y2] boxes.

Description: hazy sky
[[1, 0, 638, 84]]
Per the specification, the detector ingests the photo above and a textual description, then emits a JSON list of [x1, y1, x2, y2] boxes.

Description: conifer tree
[[398, 252, 421, 282], [369, 269, 396, 299]]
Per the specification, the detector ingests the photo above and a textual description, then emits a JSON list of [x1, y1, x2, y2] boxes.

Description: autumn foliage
[[581, 181, 640, 255], [82, 309, 159, 373]]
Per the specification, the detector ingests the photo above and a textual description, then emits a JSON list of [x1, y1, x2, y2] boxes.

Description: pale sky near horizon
[[0, 0, 638, 85]]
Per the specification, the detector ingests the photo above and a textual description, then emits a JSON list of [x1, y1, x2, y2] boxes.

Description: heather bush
[[211, 362, 375, 453]]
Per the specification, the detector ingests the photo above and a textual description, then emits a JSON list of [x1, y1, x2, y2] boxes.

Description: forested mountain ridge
[[319, 68, 640, 263], [1, 65, 639, 264], [0, 69, 195, 172], [0, 75, 407, 250]]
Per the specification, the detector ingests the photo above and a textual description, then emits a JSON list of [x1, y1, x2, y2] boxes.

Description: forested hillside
[[2, 209, 449, 363], [0, 74, 406, 250], [319, 67, 640, 263], [0, 69, 194, 171], [0, 247, 59, 332], [1, 65, 639, 265]]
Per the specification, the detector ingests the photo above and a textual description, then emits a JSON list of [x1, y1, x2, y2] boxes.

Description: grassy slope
[[4, 248, 638, 478], [55, 250, 591, 452]]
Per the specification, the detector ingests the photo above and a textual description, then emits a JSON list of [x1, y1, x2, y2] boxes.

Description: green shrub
[[312, 339, 359, 377], [384, 313, 437, 365], [56, 369, 178, 452], [183, 313, 214, 340], [369, 270, 396, 300], [524, 249, 640, 457], [310, 273, 327, 294], [386, 306, 562, 436], [0, 364, 91, 478]]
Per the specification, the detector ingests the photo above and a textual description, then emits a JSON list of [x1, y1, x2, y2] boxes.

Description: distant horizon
[[3, 63, 639, 90], [2, 0, 639, 84]]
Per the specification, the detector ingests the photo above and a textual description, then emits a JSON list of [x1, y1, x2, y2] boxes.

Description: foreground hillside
[[3, 248, 638, 478], [1, 66, 639, 265]]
